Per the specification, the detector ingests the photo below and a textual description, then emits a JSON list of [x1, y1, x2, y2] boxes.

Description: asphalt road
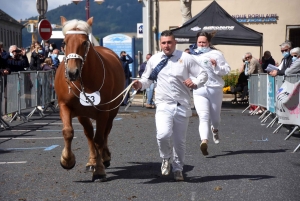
[[0, 102, 299, 201]]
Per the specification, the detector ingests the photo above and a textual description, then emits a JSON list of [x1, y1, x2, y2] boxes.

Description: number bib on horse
[[80, 91, 101, 106]]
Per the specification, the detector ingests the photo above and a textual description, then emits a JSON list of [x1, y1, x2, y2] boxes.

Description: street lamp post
[[72, 0, 105, 20]]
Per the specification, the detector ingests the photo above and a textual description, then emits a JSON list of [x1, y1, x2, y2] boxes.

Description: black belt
[[177, 102, 181, 106]]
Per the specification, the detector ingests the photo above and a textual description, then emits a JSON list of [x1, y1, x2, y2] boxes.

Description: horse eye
[[83, 41, 87, 46]]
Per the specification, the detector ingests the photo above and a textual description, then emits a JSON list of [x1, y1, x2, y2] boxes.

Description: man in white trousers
[[133, 30, 208, 181]]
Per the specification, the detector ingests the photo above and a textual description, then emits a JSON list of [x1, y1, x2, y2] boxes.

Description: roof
[[0, 9, 24, 27], [172, 1, 263, 46]]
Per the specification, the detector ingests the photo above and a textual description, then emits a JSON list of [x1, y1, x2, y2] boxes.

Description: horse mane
[[62, 19, 92, 36]]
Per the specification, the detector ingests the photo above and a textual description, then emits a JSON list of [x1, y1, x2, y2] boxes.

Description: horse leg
[[101, 115, 116, 168], [60, 105, 76, 169], [77, 116, 97, 172], [92, 114, 109, 182]]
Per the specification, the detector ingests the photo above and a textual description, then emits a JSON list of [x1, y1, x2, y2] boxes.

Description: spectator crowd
[[0, 40, 63, 121]]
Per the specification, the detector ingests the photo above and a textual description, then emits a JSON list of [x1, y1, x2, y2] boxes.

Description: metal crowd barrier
[[247, 73, 300, 152], [0, 70, 57, 126], [0, 76, 10, 128], [284, 74, 300, 83], [257, 74, 268, 108], [249, 74, 259, 106]]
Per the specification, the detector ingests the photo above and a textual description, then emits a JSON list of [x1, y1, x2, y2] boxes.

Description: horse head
[[61, 16, 93, 81]]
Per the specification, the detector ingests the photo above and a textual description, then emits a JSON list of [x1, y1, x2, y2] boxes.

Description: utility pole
[[141, 0, 153, 60]]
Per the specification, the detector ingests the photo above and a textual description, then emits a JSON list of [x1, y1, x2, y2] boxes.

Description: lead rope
[[65, 80, 136, 112], [64, 30, 132, 111]]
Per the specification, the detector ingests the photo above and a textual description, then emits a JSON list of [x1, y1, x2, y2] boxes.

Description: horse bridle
[[62, 30, 133, 111], [64, 30, 90, 79]]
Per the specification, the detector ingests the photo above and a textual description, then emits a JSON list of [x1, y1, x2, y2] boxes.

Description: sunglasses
[[281, 49, 289, 53], [245, 56, 251, 59]]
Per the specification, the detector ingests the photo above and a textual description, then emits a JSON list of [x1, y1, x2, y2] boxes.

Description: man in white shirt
[[133, 30, 208, 181]]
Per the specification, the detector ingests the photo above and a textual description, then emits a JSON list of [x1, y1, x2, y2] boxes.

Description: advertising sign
[[103, 34, 134, 74], [137, 23, 143, 38], [267, 75, 276, 113]]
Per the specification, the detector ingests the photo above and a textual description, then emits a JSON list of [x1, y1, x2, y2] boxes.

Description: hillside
[[22, 0, 143, 47]]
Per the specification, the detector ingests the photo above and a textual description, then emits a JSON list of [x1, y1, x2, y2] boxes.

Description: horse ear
[[60, 16, 67, 26], [87, 17, 93, 27]]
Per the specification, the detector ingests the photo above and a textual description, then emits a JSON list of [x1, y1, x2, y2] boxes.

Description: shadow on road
[[186, 174, 275, 183], [73, 162, 195, 183], [72, 161, 275, 184], [206, 149, 288, 158]]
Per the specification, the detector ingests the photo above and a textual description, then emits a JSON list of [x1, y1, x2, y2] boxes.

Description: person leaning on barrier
[[269, 41, 293, 77], [244, 52, 262, 113], [261, 51, 275, 73], [2, 45, 28, 122], [6, 45, 29, 72], [244, 52, 263, 75], [30, 44, 45, 71], [285, 47, 300, 75]]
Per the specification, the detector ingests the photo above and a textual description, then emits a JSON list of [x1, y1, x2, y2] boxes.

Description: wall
[[158, 0, 300, 71]]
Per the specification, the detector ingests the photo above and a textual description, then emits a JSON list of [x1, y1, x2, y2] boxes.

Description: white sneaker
[[161, 158, 171, 175], [211, 126, 220, 144], [174, 171, 184, 181]]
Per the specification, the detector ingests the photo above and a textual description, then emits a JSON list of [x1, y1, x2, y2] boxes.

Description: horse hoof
[[60, 161, 76, 170], [85, 165, 95, 172], [92, 174, 107, 182], [103, 161, 110, 168]]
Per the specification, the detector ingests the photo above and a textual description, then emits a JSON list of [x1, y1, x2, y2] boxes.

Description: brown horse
[[54, 16, 125, 182]]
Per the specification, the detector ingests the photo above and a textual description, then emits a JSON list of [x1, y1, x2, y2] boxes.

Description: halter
[[64, 30, 90, 79], [64, 30, 128, 111], [63, 29, 134, 112]]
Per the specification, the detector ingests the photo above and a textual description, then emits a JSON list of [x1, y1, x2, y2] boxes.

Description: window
[[286, 25, 300, 48], [7, 30, 9, 46], [14, 32, 17, 46], [10, 30, 12, 45], [4, 29, 6, 45]]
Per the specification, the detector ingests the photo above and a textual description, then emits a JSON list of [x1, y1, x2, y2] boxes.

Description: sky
[[1, 0, 72, 21]]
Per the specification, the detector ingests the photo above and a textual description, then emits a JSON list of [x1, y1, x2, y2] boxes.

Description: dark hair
[[196, 31, 217, 49], [51, 43, 57, 50], [160, 30, 174, 39], [120, 51, 126, 56]]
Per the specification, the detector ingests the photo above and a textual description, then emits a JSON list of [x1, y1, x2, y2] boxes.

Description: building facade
[[0, 9, 23, 51], [155, 0, 300, 71]]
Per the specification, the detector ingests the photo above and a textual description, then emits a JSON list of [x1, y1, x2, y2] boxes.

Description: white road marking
[[0, 161, 27, 164], [33, 117, 122, 125], [11, 129, 93, 132], [1, 145, 59, 151], [0, 137, 76, 140]]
